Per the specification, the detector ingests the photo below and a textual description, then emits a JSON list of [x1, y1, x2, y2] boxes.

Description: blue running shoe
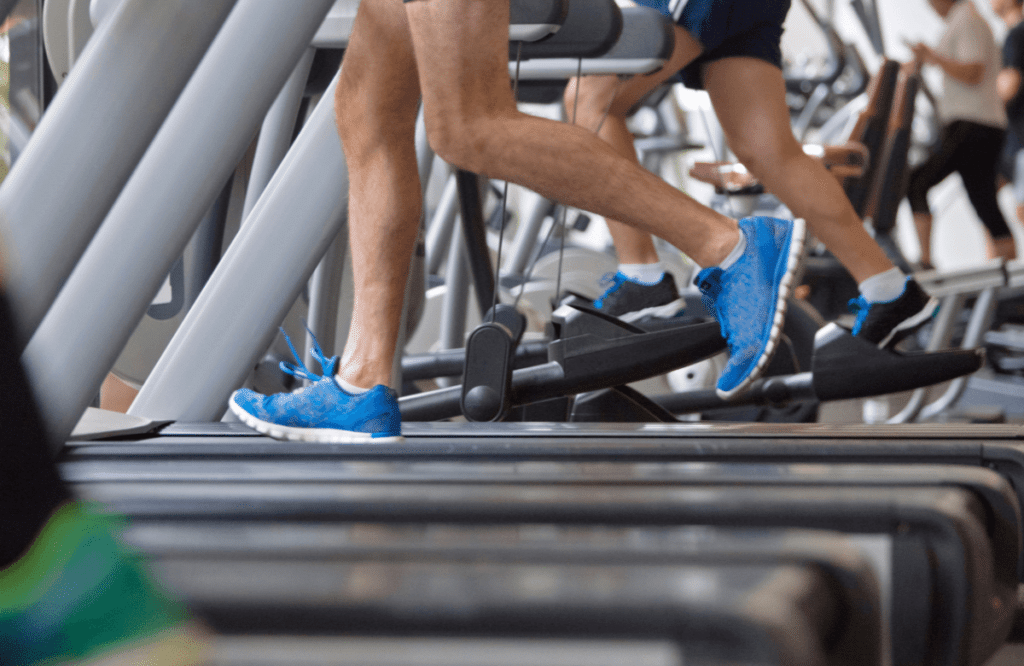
[[229, 330, 402, 443], [695, 216, 806, 399]]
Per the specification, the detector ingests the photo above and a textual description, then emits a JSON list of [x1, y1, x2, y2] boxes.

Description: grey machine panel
[[72, 481, 1012, 666], [129, 524, 881, 666]]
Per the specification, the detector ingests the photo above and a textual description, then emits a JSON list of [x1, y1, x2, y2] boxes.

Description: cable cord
[[697, 105, 737, 220], [490, 41, 523, 322], [512, 73, 624, 311], [552, 58, 587, 307]]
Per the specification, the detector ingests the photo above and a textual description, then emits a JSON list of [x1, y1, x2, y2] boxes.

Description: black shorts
[[633, 0, 791, 89]]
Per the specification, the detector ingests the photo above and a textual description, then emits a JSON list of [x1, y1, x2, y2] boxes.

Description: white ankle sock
[[619, 262, 665, 285], [336, 377, 371, 394], [717, 232, 747, 271], [858, 267, 906, 303]]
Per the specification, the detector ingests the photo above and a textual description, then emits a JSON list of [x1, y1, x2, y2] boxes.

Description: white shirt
[[934, 0, 1007, 129]]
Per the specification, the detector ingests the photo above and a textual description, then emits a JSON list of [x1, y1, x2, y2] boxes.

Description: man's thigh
[[403, 0, 516, 122], [703, 57, 800, 161], [339, 0, 421, 127]]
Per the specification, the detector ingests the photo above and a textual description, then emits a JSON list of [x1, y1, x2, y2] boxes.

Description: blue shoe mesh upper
[[231, 327, 401, 438], [696, 217, 795, 395], [232, 380, 400, 438]]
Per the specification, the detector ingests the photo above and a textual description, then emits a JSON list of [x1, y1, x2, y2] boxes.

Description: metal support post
[[305, 229, 347, 368], [455, 169, 495, 318], [425, 173, 460, 275], [23, 0, 335, 445], [505, 190, 555, 276], [415, 105, 435, 199], [128, 70, 348, 423], [0, 0, 237, 342], [917, 286, 999, 420], [440, 230, 472, 354], [241, 47, 315, 223], [888, 292, 965, 424], [185, 179, 233, 311]]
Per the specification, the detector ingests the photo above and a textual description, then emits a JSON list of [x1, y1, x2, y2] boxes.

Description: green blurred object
[[0, 502, 189, 665]]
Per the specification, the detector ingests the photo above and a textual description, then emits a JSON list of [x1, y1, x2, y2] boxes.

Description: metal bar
[[0, 0, 237, 343], [439, 229, 472, 354], [241, 47, 315, 223], [424, 172, 460, 275], [793, 83, 830, 141], [305, 229, 348, 368], [505, 190, 555, 276], [128, 69, 347, 423], [22, 0, 335, 444], [455, 168, 495, 318], [918, 287, 999, 421], [415, 104, 434, 200], [184, 178, 234, 312], [887, 292, 965, 424]]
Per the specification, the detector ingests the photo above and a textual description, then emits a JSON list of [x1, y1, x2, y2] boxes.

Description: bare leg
[[566, 25, 705, 266], [989, 235, 1018, 260], [701, 58, 894, 283], [334, 0, 423, 388], [914, 212, 934, 267], [403, 0, 739, 270]]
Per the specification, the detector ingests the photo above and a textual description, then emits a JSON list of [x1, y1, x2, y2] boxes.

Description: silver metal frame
[[888, 260, 1022, 424], [0, 0, 238, 341], [129, 68, 346, 424], [22, 0, 335, 443]]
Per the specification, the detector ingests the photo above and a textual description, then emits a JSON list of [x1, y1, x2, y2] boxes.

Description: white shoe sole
[[717, 218, 807, 400], [618, 298, 687, 323], [228, 396, 404, 444]]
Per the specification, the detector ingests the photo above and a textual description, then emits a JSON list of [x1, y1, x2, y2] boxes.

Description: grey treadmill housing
[[73, 479, 1010, 666]]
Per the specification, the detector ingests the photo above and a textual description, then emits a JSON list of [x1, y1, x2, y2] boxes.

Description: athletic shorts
[[405, 0, 789, 91], [632, 0, 791, 89]]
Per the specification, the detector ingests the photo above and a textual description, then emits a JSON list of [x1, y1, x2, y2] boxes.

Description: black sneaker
[[849, 278, 939, 348], [593, 271, 686, 322]]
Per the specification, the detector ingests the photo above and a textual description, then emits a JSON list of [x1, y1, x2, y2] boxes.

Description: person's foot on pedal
[[849, 278, 938, 349], [229, 330, 402, 443], [695, 216, 806, 399], [593, 271, 686, 322], [1, 502, 209, 666]]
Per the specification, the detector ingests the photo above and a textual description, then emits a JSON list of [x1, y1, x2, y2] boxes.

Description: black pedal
[[571, 386, 677, 423], [811, 324, 985, 401], [460, 305, 527, 422]]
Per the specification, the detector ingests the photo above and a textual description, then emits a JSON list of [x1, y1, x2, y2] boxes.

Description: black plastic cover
[[510, 0, 569, 28], [517, 0, 623, 60], [810, 323, 985, 401]]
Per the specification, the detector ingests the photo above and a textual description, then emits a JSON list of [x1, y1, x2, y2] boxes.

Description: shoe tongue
[[320, 355, 340, 376]]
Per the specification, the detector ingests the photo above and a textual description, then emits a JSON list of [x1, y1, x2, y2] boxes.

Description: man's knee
[[730, 137, 796, 181], [423, 110, 507, 174], [565, 77, 624, 128], [335, 72, 418, 154]]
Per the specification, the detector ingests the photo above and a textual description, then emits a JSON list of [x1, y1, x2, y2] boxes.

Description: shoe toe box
[[230, 388, 266, 417]]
